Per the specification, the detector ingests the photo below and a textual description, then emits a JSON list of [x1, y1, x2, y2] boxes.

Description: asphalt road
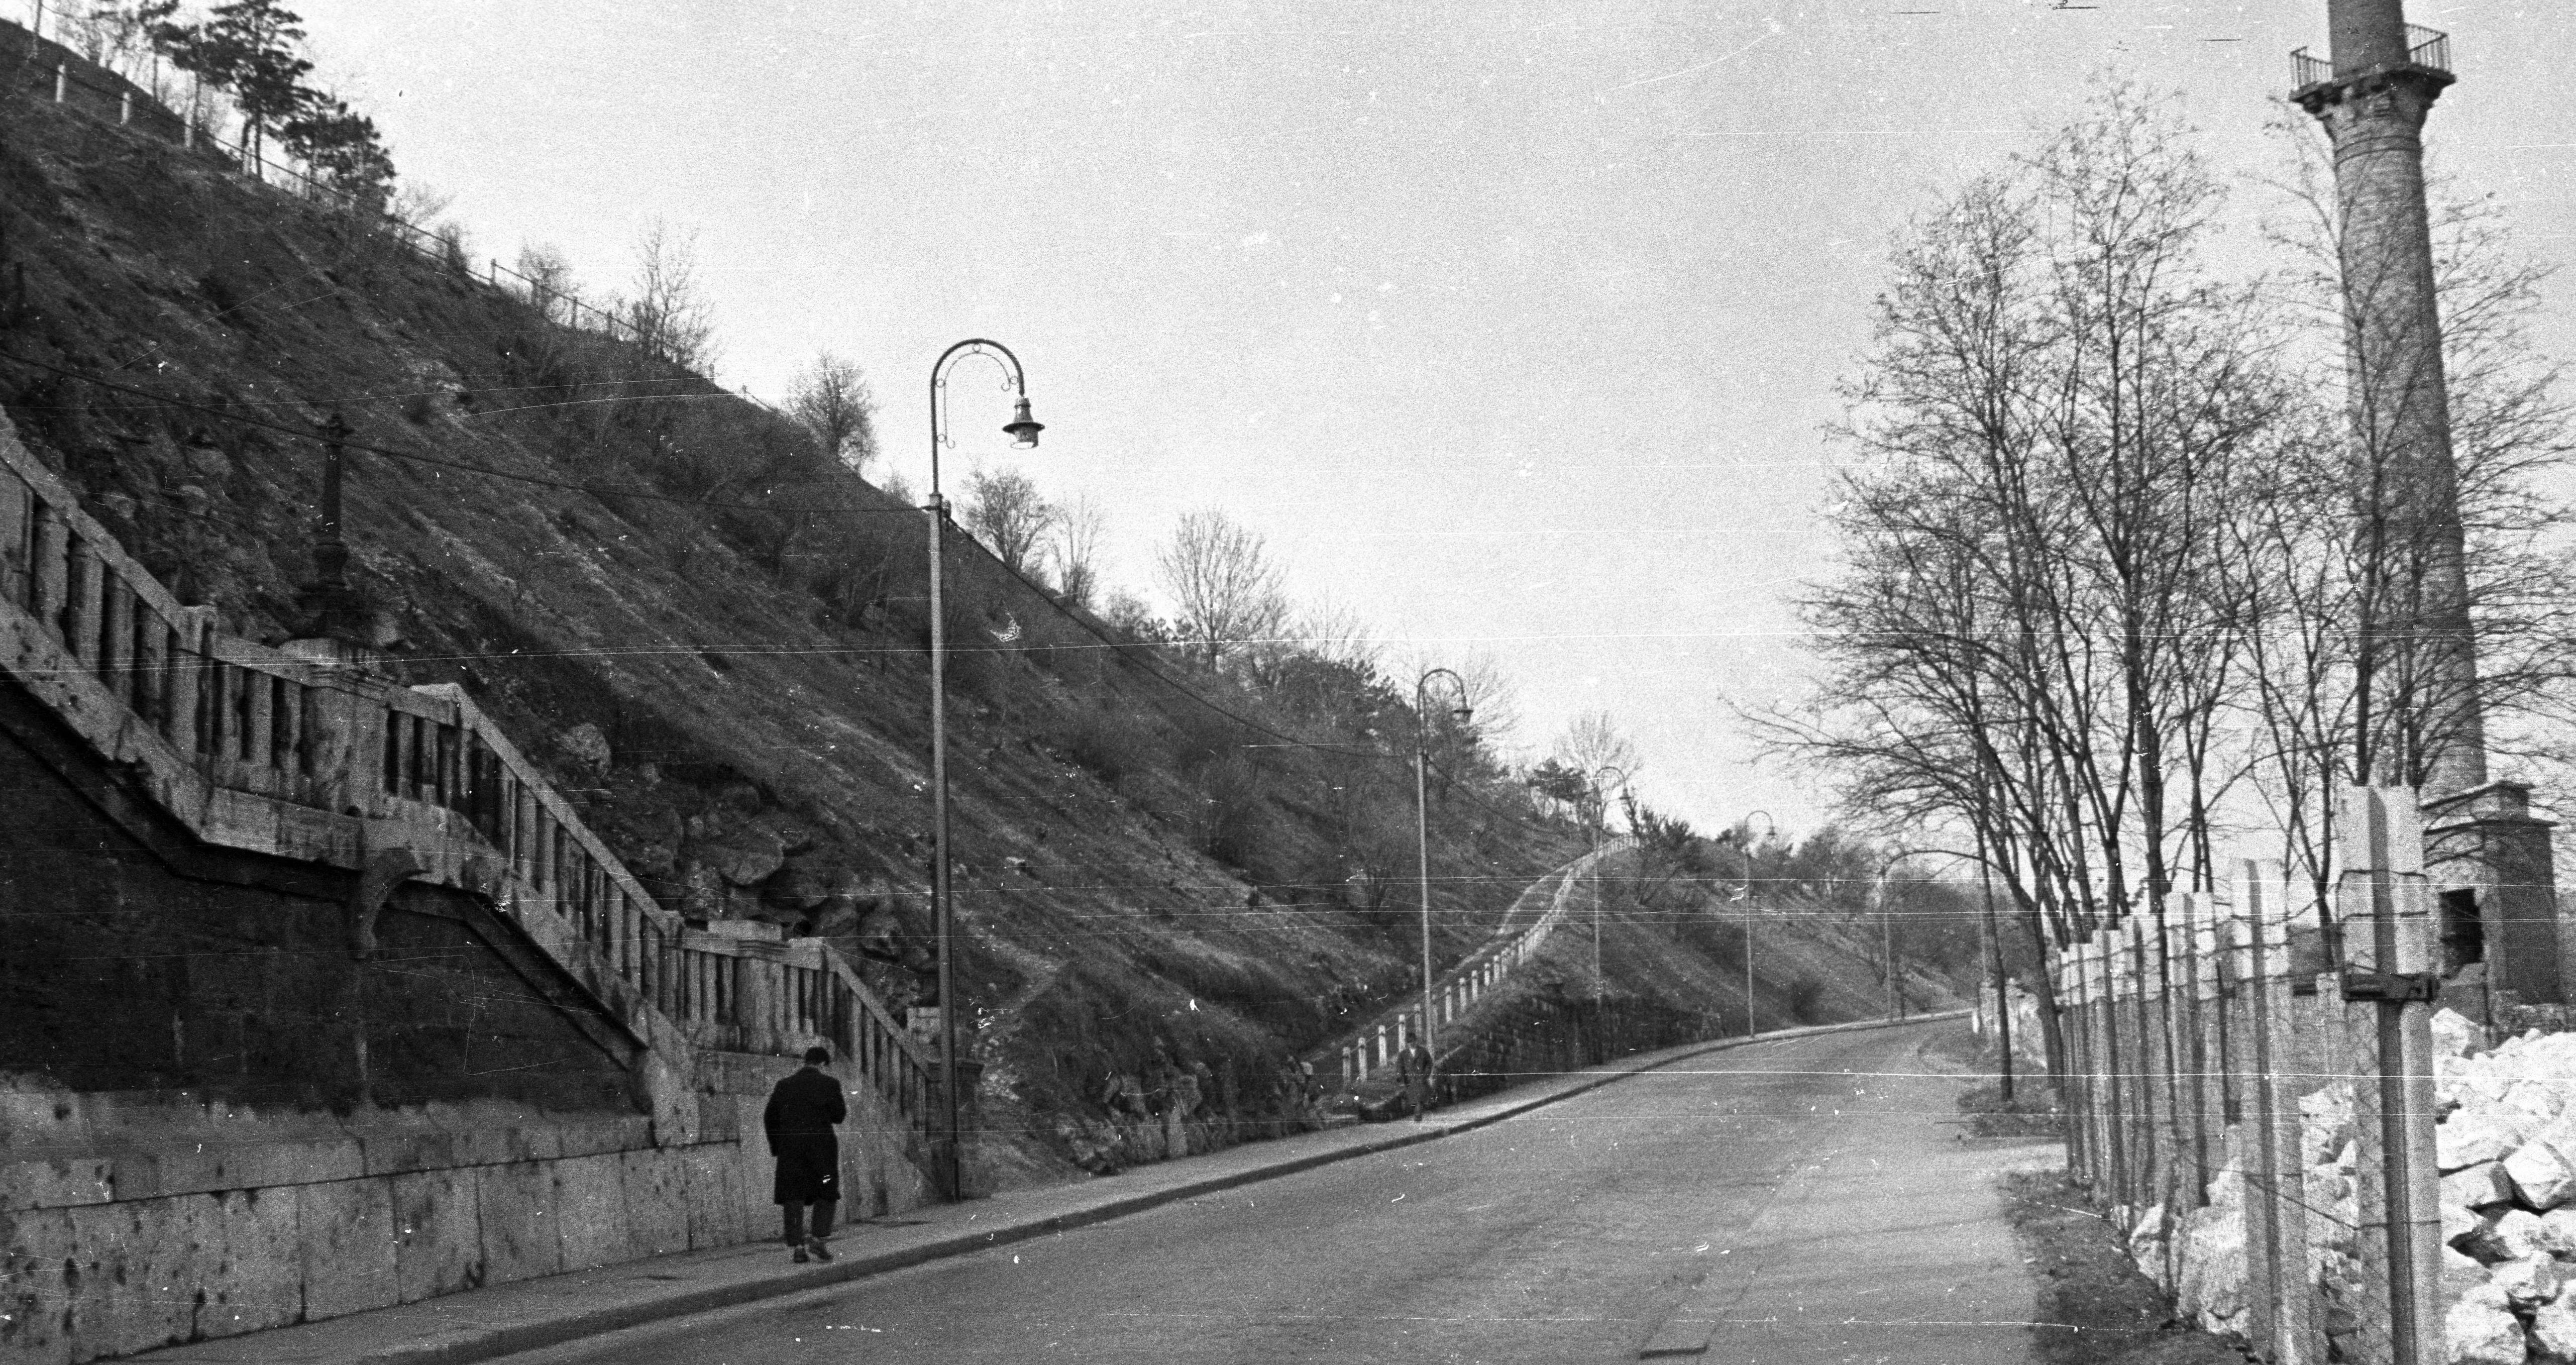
[[511, 1019, 2050, 1364]]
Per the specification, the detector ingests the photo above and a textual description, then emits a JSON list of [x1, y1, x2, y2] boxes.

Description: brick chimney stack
[[2294, 0, 2480, 798], [2298, 6, 2570, 1011]]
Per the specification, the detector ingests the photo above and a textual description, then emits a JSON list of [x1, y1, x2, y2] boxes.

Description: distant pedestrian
[[765, 1045, 846, 1264], [1398, 1039, 1436, 1123]]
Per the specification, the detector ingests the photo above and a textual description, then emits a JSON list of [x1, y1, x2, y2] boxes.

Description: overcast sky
[[275, 0, 2576, 839]]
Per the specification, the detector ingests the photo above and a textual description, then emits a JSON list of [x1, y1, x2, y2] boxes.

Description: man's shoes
[[808, 1237, 835, 1263], [793, 1245, 810, 1264]]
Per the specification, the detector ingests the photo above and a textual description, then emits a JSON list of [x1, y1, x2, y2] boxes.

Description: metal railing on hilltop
[[487, 257, 680, 358], [4, 18, 717, 382]]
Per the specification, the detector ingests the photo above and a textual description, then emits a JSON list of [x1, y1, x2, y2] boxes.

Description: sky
[[245, 0, 2576, 841]]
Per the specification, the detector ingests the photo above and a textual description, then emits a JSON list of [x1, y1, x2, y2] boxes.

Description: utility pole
[[1413, 670, 1472, 1064]]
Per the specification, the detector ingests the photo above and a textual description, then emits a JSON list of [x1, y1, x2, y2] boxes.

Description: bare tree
[[1153, 508, 1289, 668], [1303, 594, 1381, 676], [1103, 588, 1163, 641], [1050, 493, 1106, 608], [789, 351, 880, 475], [390, 180, 454, 230], [65, 2, 150, 72], [627, 219, 718, 371], [1757, 86, 2312, 1075], [513, 242, 576, 323], [962, 468, 1058, 578], [1551, 710, 1640, 833], [1453, 651, 1522, 748], [1555, 709, 1640, 777]]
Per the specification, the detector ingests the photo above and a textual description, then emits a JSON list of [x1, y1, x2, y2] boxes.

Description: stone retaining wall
[[0, 1054, 930, 1365]]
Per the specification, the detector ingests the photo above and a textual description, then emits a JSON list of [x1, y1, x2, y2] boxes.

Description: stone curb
[[198, 1010, 1968, 1365]]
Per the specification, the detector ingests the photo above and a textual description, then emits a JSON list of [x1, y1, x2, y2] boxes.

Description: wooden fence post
[[2338, 787, 2444, 1365]]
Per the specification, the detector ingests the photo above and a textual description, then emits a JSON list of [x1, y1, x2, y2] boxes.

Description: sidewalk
[[135, 1011, 1969, 1365]]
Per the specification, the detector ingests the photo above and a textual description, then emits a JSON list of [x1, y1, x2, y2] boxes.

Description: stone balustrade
[[0, 414, 933, 1144]]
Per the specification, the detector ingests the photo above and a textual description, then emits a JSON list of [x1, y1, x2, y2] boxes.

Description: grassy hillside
[[0, 85, 1952, 1179], [0, 87, 1597, 1169]]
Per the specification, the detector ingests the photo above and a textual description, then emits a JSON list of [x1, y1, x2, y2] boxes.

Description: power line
[[0, 348, 918, 516]]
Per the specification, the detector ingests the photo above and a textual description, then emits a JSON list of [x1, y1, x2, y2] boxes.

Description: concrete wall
[[0, 1062, 928, 1365], [693, 1052, 934, 1223], [0, 680, 936, 1363], [0, 1059, 933, 1364], [0, 706, 642, 1114]]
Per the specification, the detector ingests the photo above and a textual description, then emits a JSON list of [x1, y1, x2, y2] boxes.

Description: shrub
[[1786, 975, 1827, 1024], [1056, 706, 1162, 785], [1679, 914, 1748, 968], [1191, 752, 1267, 868]]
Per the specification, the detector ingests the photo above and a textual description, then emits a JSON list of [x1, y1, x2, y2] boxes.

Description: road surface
[[510, 1019, 2050, 1364]]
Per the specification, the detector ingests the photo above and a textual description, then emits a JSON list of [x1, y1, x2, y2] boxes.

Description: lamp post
[[1732, 810, 1775, 1036], [925, 339, 1042, 1201], [1413, 668, 1473, 1062], [1869, 846, 1983, 1023], [1868, 850, 1923, 1021], [1585, 765, 1629, 1002]]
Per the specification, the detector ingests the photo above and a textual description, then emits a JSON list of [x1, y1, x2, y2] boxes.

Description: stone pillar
[[2423, 781, 2563, 1006], [280, 639, 392, 817]]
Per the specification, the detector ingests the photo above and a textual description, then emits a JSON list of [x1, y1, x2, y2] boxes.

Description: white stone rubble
[[2152, 1009, 2576, 1363]]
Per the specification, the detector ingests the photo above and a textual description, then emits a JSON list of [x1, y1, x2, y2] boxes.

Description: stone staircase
[[1312, 838, 1630, 1099], [0, 408, 949, 1363]]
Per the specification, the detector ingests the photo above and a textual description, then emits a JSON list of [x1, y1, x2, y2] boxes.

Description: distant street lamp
[[1869, 846, 1979, 1022], [1585, 764, 1630, 1002], [1869, 851, 1919, 1021], [1731, 810, 1776, 1036], [1413, 668, 1473, 1061], [924, 339, 1042, 1201]]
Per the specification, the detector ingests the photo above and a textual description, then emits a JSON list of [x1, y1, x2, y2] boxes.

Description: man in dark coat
[[765, 1045, 847, 1263], [1398, 1038, 1436, 1124]]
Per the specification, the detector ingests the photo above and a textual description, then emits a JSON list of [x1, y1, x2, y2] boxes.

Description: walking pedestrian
[[1398, 1038, 1436, 1123], [765, 1045, 846, 1264]]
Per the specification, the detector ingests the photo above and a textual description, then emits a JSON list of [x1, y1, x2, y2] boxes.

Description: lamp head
[[1003, 396, 1043, 449], [1451, 706, 1473, 723]]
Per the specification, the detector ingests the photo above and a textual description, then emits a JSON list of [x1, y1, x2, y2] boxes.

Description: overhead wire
[[0, 348, 922, 516]]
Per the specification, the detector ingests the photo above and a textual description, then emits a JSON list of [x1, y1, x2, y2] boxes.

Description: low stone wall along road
[[502, 1019, 2055, 1364]]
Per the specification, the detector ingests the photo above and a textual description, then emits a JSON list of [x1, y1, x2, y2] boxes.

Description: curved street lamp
[[1413, 668, 1473, 1062], [1729, 810, 1777, 1036], [924, 339, 1041, 1200], [1869, 845, 1981, 1022], [1585, 764, 1630, 1003]]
